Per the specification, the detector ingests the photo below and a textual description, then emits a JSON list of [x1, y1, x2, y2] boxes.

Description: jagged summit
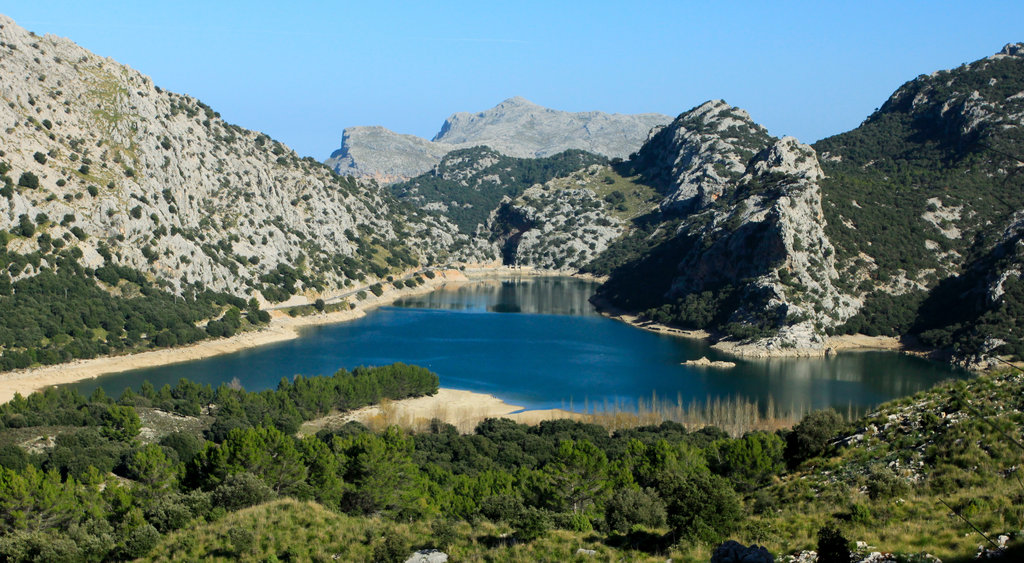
[[998, 42, 1024, 57], [325, 98, 670, 182], [631, 99, 774, 209]]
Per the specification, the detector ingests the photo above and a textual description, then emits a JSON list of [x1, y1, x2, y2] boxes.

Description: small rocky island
[[681, 356, 737, 369]]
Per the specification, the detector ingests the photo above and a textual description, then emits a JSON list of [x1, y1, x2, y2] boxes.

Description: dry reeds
[[579, 392, 816, 436]]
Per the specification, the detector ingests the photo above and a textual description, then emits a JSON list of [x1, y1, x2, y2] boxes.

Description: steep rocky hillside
[[591, 104, 858, 354], [389, 145, 605, 235], [588, 47, 1024, 364], [492, 164, 661, 271], [0, 15, 426, 302], [815, 43, 1024, 365], [325, 97, 669, 182]]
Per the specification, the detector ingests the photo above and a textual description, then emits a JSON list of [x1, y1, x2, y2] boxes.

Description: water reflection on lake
[[70, 277, 967, 413]]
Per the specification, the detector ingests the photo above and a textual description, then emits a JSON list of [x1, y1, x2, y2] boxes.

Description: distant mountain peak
[[497, 96, 537, 107], [328, 99, 671, 182]]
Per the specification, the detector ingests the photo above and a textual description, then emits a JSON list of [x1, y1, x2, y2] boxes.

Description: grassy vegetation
[[145, 499, 670, 562], [545, 165, 661, 221]]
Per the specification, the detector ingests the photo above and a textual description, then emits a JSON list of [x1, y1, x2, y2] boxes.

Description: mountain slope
[[590, 46, 1024, 364], [0, 15, 424, 301], [325, 97, 669, 182], [815, 43, 1024, 365], [0, 15, 450, 369]]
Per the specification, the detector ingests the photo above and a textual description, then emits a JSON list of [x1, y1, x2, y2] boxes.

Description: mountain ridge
[[325, 97, 670, 182]]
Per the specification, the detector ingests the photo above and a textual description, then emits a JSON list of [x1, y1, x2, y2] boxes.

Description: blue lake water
[[70, 277, 967, 413]]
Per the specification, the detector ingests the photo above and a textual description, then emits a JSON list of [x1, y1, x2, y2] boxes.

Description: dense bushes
[[784, 408, 844, 467], [0, 249, 249, 371]]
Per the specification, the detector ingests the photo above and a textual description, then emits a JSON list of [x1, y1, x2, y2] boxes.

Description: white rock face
[[635, 100, 773, 209], [325, 97, 670, 182], [502, 165, 626, 271], [715, 137, 859, 354], [0, 15, 431, 298]]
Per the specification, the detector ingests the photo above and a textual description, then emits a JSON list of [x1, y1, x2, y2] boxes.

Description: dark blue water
[[70, 278, 967, 412]]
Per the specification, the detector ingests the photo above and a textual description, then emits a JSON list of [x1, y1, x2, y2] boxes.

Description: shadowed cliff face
[[490, 202, 536, 266]]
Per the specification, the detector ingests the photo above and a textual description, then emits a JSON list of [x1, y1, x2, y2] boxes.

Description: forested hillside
[[814, 44, 1024, 364], [0, 364, 1020, 561]]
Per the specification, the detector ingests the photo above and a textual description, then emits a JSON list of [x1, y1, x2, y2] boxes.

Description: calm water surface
[[71, 278, 967, 412]]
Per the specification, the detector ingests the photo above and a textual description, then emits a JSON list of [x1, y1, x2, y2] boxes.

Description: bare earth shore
[[0, 269, 475, 404], [600, 310, 906, 357], [299, 388, 581, 435]]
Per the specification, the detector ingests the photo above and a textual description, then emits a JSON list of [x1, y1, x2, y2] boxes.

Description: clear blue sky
[[4, 1, 1022, 159]]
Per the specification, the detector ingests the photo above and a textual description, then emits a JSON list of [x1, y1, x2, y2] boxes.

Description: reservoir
[[70, 277, 966, 413]]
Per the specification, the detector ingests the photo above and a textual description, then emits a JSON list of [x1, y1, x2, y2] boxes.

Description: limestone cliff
[[0, 15, 426, 302]]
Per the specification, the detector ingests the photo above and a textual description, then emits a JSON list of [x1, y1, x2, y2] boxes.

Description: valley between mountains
[[3, 15, 1022, 377], [1, 12, 1024, 563]]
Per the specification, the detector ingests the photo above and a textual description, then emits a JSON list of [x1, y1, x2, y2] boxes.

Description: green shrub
[[816, 526, 851, 563], [663, 472, 740, 544], [211, 472, 274, 511], [605, 487, 666, 533], [17, 172, 38, 189], [866, 465, 910, 500], [512, 507, 551, 542], [785, 409, 844, 466]]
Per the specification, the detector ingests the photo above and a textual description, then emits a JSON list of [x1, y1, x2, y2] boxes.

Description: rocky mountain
[[589, 103, 859, 355], [585, 46, 1024, 363], [0, 14, 430, 303], [813, 43, 1024, 365], [389, 146, 606, 234], [325, 97, 669, 182]]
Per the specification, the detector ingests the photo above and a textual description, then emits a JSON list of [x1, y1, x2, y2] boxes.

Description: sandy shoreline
[[299, 388, 582, 435], [0, 269, 472, 404], [599, 308, 908, 358]]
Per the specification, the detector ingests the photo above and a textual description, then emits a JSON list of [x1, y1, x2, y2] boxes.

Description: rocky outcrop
[[0, 15, 429, 300], [711, 541, 774, 563], [596, 100, 860, 356], [325, 126, 449, 184], [632, 100, 773, 210], [493, 165, 626, 271], [325, 97, 669, 182], [681, 356, 737, 369]]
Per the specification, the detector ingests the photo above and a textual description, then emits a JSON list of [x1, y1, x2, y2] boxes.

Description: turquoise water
[[70, 277, 967, 412]]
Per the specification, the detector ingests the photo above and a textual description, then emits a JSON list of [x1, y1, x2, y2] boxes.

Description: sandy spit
[[299, 388, 582, 435]]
